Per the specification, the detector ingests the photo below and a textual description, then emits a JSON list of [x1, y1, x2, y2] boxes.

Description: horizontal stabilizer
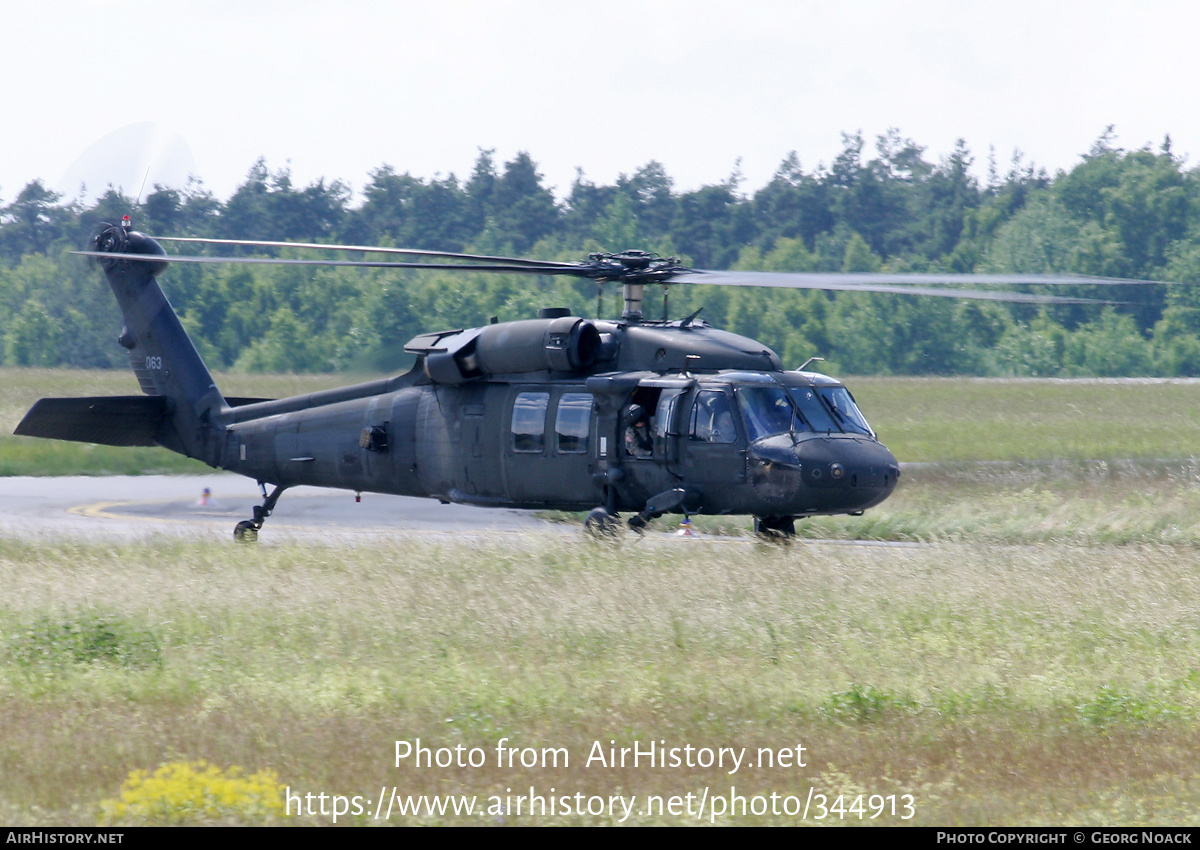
[[15, 396, 169, 447]]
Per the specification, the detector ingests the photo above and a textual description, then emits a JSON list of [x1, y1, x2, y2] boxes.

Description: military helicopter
[[14, 218, 1147, 541]]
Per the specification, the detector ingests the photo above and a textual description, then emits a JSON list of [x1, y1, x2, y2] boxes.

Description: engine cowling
[[413, 316, 605, 384]]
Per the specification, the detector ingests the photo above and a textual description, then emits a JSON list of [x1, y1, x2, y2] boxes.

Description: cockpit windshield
[[735, 386, 793, 441], [734, 379, 874, 439], [816, 386, 873, 435], [788, 387, 838, 432]]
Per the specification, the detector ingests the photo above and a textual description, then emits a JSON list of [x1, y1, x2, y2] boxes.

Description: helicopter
[[14, 218, 1151, 541]]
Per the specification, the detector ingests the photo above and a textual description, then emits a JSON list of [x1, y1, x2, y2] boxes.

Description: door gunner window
[[511, 392, 549, 452]]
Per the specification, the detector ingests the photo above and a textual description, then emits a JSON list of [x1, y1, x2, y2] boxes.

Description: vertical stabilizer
[[93, 221, 227, 464]]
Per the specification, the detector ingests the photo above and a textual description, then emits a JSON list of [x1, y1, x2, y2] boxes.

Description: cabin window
[[555, 393, 592, 453], [511, 392, 550, 452]]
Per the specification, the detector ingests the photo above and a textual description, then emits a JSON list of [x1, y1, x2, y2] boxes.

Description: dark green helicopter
[[15, 218, 1146, 540]]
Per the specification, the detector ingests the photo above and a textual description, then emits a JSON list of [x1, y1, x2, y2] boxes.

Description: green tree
[[234, 305, 324, 372], [751, 152, 832, 250], [842, 232, 882, 272], [5, 298, 60, 365], [487, 152, 561, 254], [671, 179, 751, 269], [616, 161, 677, 240], [0, 181, 73, 259], [1061, 308, 1153, 376]]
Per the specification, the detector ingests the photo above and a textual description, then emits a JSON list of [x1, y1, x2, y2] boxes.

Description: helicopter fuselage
[[219, 324, 900, 522]]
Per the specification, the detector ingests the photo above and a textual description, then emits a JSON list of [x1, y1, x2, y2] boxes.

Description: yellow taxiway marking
[[69, 496, 251, 526], [68, 500, 163, 520], [63, 497, 567, 539]]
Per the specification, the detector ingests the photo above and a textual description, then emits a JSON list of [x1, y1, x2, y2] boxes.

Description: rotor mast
[[623, 282, 644, 321]]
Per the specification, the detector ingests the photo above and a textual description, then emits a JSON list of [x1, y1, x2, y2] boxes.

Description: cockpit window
[[655, 389, 684, 440], [817, 386, 873, 435], [735, 386, 794, 441], [690, 390, 737, 444], [724, 376, 875, 439], [789, 387, 838, 432]]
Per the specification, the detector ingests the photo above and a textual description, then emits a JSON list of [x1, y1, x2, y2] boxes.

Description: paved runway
[[0, 474, 556, 542], [0, 475, 923, 547]]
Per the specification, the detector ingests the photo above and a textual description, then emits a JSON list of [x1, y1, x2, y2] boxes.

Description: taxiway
[[0, 474, 552, 541]]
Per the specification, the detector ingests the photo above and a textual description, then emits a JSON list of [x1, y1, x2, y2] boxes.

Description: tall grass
[[5, 372, 1200, 825], [788, 458, 1200, 545], [3, 535, 1200, 825]]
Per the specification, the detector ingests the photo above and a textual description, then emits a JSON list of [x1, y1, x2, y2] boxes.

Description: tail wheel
[[234, 521, 259, 543]]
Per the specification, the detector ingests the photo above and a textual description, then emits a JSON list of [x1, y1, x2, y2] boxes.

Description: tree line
[[2, 128, 1200, 376]]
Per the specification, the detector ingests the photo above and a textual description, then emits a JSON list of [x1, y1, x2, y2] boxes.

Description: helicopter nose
[[792, 436, 900, 512]]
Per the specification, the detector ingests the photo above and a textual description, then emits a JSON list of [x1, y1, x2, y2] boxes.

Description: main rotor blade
[[152, 236, 573, 269], [72, 251, 585, 274], [76, 240, 1165, 306], [668, 269, 1169, 304], [676, 269, 1163, 287]]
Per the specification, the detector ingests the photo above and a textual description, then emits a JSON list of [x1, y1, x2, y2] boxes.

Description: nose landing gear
[[754, 515, 796, 540]]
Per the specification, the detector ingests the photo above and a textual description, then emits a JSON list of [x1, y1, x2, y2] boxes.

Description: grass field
[[853, 376, 1200, 463], [4, 536, 1200, 826], [3, 370, 1200, 826]]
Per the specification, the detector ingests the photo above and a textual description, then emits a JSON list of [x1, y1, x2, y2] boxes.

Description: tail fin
[[92, 222, 227, 464]]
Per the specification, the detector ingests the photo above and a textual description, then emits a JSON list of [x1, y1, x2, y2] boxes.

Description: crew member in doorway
[[624, 404, 653, 457]]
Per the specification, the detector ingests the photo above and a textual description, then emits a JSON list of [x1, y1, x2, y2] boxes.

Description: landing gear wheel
[[234, 520, 259, 543], [233, 483, 287, 544], [584, 507, 621, 538], [754, 515, 796, 541]]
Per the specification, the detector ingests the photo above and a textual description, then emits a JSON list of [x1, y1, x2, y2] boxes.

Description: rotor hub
[[583, 250, 685, 283], [580, 251, 688, 321]]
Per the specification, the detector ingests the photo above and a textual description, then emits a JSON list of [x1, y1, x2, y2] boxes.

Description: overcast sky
[[3, 1, 1197, 206]]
